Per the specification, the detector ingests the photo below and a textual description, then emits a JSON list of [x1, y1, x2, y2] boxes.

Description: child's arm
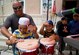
[[33, 32, 39, 39], [39, 24, 45, 35], [49, 34, 59, 41], [39, 22, 48, 35], [28, 25, 39, 39]]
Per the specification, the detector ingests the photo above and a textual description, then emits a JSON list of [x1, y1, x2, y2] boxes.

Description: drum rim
[[17, 47, 36, 52], [16, 39, 39, 52], [40, 38, 55, 46]]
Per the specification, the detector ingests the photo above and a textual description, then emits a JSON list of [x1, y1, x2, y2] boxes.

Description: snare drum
[[16, 39, 39, 55], [40, 38, 55, 54]]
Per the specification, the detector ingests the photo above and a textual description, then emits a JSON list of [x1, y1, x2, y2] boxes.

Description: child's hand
[[49, 35, 55, 40], [43, 22, 49, 27], [49, 34, 59, 41], [28, 25, 37, 33]]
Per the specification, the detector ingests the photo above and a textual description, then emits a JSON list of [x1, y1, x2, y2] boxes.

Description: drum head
[[40, 38, 56, 46], [16, 39, 39, 52]]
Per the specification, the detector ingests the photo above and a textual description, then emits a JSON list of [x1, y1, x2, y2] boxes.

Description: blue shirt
[[68, 20, 79, 35]]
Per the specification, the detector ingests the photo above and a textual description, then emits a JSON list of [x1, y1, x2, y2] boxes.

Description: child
[[6, 17, 33, 44], [39, 20, 59, 55], [56, 17, 69, 54], [6, 17, 35, 55], [39, 20, 59, 40]]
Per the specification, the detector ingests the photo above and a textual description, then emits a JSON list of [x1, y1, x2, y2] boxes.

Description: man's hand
[[9, 36, 17, 44]]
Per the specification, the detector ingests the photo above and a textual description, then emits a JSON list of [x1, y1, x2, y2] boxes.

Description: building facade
[[0, 0, 63, 15], [0, 0, 79, 25]]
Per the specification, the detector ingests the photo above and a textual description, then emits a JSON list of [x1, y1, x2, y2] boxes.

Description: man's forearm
[[1, 27, 12, 39]]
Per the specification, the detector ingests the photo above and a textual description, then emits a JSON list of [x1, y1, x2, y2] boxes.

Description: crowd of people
[[0, 1, 79, 55], [56, 12, 79, 55]]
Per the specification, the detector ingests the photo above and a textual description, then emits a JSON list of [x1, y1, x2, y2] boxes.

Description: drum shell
[[21, 49, 38, 55], [40, 44, 55, 54], [16, 39, 39, 55]]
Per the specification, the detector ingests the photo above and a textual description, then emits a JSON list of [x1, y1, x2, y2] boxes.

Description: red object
[[52, 1, 56, 13], [21, 49, 38, 55], [40, 44, 55, 54]]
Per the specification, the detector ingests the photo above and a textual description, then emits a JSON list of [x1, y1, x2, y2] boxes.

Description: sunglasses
[[13, 6, 22, 10]]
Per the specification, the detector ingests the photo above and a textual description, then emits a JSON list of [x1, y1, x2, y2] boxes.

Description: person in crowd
[[39, 20, 59, 41], [1, 1, 39, 55], [68, 13, 79, 35], [39, 20, 59, 55], [56, 17, 69, 55], [6, 17, 35, 55], [6, 17, 33, 44], [1, 1, 39, 39], [67, 13, 79, 55]]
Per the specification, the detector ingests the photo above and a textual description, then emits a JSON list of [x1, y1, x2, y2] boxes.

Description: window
[[41, 0, 52, 14]]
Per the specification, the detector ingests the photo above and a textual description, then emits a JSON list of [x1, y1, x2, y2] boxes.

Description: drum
[[40, 38, 56, 54], [16, 39, 39, 55]]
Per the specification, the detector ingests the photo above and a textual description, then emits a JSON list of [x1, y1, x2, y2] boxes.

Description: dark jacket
[[56, 21, 69, 37]]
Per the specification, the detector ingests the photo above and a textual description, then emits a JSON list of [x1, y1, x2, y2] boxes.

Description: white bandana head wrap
[[18, 17, 30, 26]]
